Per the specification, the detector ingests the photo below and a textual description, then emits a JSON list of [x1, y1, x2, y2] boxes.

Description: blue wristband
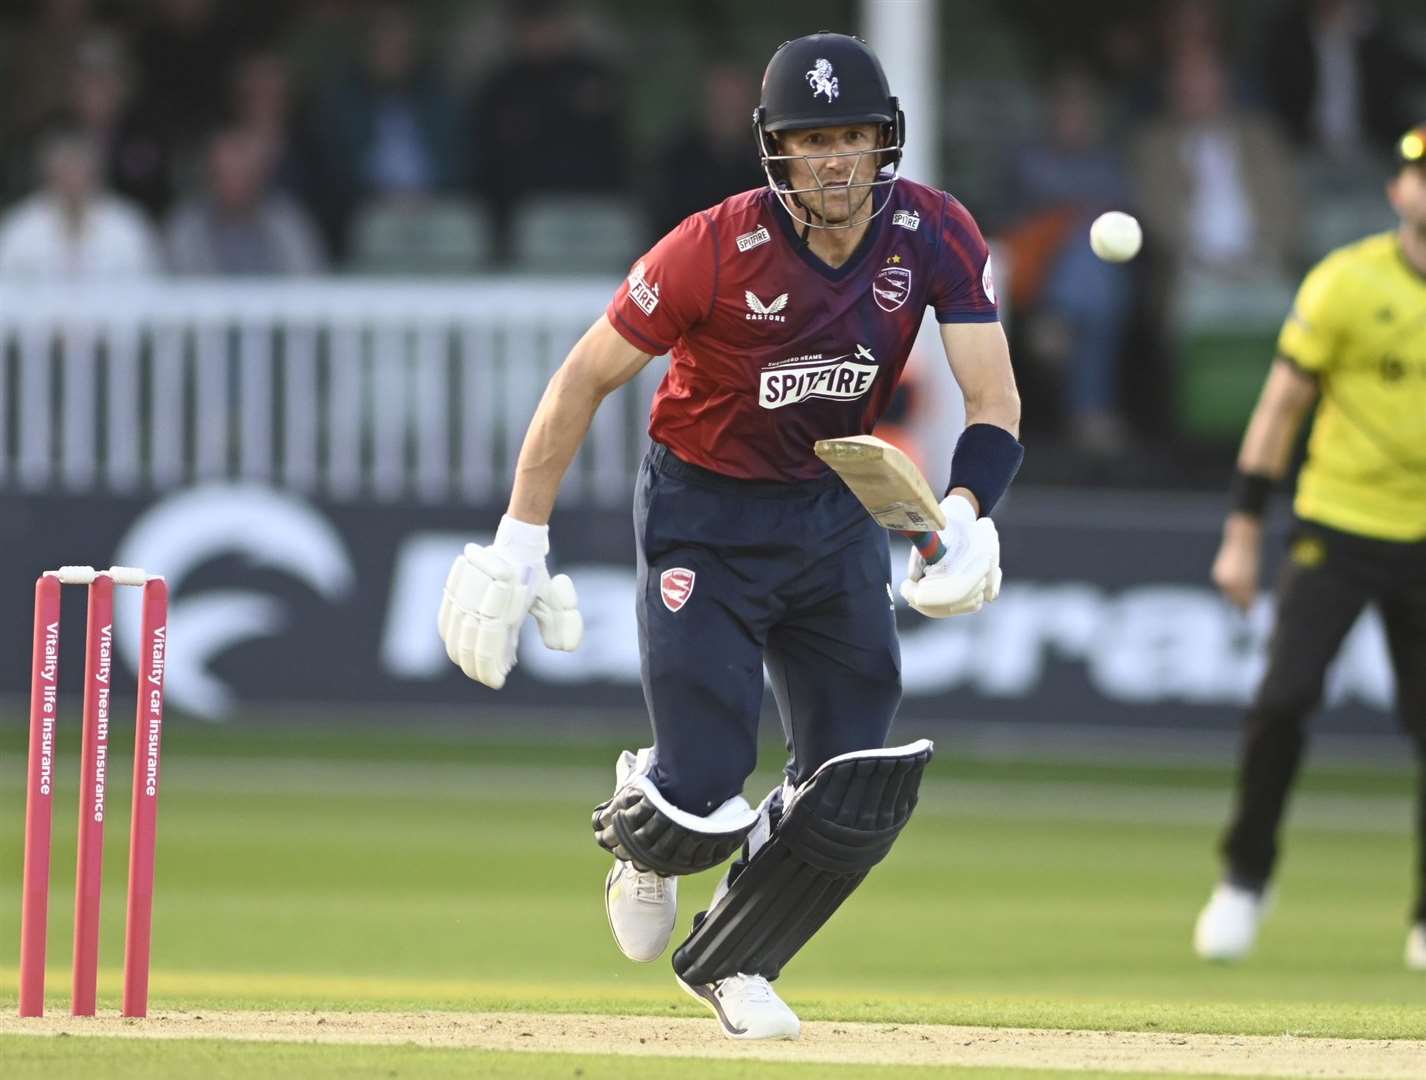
[[947, 424, 1023, 516]]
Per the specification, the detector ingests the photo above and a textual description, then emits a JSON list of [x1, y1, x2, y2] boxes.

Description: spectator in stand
[[166, 127, 325, 276], [307, 2, 459, 258], [646, 62, 765, 241], [1131, 45, 1298, 283], [471, 0, 629, 248], [228, 48, 311, 201], [1158, 0, 1225, 57], [1, 0, 95, 147], [1001, 64, 1135, 454], [1262, 0, 1426, 160], [0, 129, 161, 279], [66, 32, 173, 217], [1089, 0, 1228, 129], [130, 0, 243, 150]]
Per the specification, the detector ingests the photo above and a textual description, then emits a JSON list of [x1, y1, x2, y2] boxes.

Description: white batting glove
[[437, 516, 583, 689], [530, 573, 582, 651], [899, 494, 1002, 618]]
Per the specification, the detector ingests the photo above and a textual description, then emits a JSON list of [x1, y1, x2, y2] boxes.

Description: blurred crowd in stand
[[1, 0, 1424, 470], [986, 0, 1426, 460], [0, 0, 655, 275]]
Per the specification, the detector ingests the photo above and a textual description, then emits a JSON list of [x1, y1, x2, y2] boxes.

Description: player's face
[[1388, 165, 1426, 232], [777, 124, 884, 225]]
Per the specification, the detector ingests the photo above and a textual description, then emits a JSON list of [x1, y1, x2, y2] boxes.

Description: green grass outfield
[[1, 718, 1424, 1077]]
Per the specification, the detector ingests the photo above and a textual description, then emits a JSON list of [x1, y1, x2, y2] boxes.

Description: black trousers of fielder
[[1223, 519, 1426, 919], [634, 443, 903, 816]]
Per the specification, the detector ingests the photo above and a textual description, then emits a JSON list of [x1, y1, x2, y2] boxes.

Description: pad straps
[[593, 772, 758, 877]]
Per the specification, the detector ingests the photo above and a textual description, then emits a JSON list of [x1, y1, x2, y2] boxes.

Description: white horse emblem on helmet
[[806, 59, 839, 103]]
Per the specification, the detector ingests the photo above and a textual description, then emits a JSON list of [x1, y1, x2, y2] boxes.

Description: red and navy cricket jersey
[[606, 178, 998, 481]]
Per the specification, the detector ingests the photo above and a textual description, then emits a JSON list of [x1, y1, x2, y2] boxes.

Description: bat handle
[[901, 530, 945, 566]]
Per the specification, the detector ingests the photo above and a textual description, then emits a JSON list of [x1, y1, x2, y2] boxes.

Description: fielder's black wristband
[[1229, 469, 1275, 517], [947, 423, 1024, 516]]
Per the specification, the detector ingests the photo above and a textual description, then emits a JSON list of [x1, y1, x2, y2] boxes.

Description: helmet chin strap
[[788, 193, 815, 245]]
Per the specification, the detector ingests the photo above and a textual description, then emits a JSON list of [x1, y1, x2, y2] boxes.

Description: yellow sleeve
[[1276, 255, 1346, 373]]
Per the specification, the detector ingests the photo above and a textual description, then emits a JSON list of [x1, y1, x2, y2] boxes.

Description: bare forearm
[[952, 382, 1021, 516], [1236, 360, 1316, 479], [1223, 414, 1298, 540], [941, 322, 1022, 441], [963, 388, 1021, 440], [1221, 405, 1299, 543], [507, 365, 602, 525], [1221, 359, 1317, 542], [1237, 408, 1303, 479], [504, 315, 652, 525], [952, 387, 1023, 517]]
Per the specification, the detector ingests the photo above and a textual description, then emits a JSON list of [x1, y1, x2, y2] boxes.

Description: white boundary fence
[[0, 279, 664, 507]]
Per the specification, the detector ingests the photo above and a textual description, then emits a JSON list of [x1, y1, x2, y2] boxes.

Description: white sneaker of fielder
[[1193, 881, 1267, 961], [602, 749, 677, 962], [1405, 923, 1426, 971], [677, 972, 800, 1040]]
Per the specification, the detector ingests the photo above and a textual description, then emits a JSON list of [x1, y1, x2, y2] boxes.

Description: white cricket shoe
[[1405, 924, 1426, 971], [604, 858, 677, 962], [601, 747, 678, 962], [1194, 881, 1267, 961], [677, 972, 800, 1040]]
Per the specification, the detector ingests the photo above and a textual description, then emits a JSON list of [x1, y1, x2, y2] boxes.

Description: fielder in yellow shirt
[[1194, 125, 1426, 969]]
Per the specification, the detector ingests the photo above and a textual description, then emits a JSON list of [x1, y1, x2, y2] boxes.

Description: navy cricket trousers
[[635, 442, 903, 815]]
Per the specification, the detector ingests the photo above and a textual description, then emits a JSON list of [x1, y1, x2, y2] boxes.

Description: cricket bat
[[814, 435, 947, 565]]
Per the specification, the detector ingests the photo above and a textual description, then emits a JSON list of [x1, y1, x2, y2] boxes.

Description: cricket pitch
[[4, 1010, 1425, 1078]]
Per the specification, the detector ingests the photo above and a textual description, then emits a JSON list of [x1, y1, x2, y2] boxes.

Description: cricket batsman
[[1194, 125, 1426, 968], [438, 32, 1022, 1038]]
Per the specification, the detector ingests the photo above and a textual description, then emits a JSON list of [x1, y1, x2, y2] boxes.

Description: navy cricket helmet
[[753, 32, 905, 230]]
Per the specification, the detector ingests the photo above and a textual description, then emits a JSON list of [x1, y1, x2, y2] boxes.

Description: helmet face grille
[[752, 33, 905, 232], [753, 121, 904, 232]]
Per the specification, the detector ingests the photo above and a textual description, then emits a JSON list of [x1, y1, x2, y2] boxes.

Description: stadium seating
[[510, 195, 642, 274], [1173, 274, 1296, 443], [348, 198, 495, 275]]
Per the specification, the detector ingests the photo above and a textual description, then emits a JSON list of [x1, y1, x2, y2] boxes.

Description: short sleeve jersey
[[606, 179, 998, 481], [1277, 232, 1426, 540]]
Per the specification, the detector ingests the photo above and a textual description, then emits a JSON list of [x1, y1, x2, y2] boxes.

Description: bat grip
[[901, 530, 945, 566]]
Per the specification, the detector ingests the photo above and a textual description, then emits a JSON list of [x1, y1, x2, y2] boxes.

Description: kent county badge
[[660, 568, 696, 612], [872, 265, 911, 312]]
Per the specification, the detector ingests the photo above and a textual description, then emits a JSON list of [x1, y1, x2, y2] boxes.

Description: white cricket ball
[[1089, 211, 1142, 263]]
